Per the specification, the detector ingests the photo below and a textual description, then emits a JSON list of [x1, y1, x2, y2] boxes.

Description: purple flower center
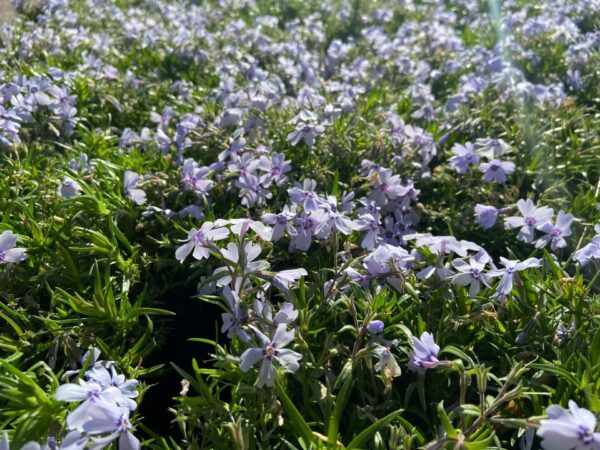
[[470, 268, 480, 278], [525, 217, 536, 226], [489, 163, 500, 171], [0, 251, 5, 262], [117, 414, 129, 432], [87, 389, 101, 401], [264, 343, 278, 359], [578, 425, 593, 445], [303, 218, 315, 230], [193, 230, 207, 244], [551, 227, 562, 238]]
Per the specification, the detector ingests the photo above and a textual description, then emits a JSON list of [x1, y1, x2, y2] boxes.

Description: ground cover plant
[[0, 0, 599, 448]]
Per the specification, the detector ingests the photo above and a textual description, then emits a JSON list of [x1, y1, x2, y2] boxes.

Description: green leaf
[[275, 379, 317, 447], [327, 362, 353, 448], [346, 409, 403, 449], [124, 307, 175, 321], [437, 401, 458, 439], [440, 345, 475, 367]]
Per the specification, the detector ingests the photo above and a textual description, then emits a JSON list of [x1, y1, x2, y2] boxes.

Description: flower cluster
[[53, 348, 140, 450], [0, 73, 78, 145]]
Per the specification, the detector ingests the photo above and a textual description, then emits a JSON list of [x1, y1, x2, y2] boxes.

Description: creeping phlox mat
[[0, 0, 599, 449]]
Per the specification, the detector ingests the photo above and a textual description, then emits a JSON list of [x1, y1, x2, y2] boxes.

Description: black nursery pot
[[139, 285, 221, 436]]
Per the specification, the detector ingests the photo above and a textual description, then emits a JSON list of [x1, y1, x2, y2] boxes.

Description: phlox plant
[[0, 0, 599, 449]]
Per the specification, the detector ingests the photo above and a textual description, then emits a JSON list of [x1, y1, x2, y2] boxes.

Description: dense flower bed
[[0, 0, 599, 448]]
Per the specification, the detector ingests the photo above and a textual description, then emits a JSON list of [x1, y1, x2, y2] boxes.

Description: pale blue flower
[[449, 142, 479, 174], [0, 231, 28, 264], [239, 324, 302, 388], [366, 320, 384, 334], [83, 404, 140, 450], [478, 159, 515, 184], [537, 400, 600, 450], [535, 211, 574, 251], [58, 177, 81, 198], [408, 332, 440, 372], [54, 380, 129, 430], [451, 256, 492, 297], [474, 204, 499, 229], [123, 171, 146, 205], [272, 268, 307, 292], [504, 199, 554, 243], [488, 257, 541, 297], [175, 222, 230, 263], [573, 225, 600, 266]]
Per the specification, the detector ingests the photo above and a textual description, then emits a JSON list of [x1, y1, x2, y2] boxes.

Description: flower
[[0, 231, 28, 264], [408, 332, 440, 372], [573, 225, 600, 266], [368, 167, 410, 206], [181, 158, 213, 196], [488, 257, 541, 297], [287, 121, 324, 148], [221, 287, 251, 342], [535, 210, 574, 251], [289, 214, 319, 251], [83, 404, 140, 450], [252, 300, 298, 328], [449, 142, 479, 174], [58, 177, 82, 198], [366, 320, 384, 334], [537, 400, 600, 450], [288, 179, 321, 213], [474, 138, 510, 159], [373, 345, 401, 380], [504, 199, 554, 243], [451, 256, 492, 297], [478, 159, 515, 183], [225, 218, 273, 241], [54, 379, 131, 430], [262, 205, 297, 242], [257, 152, 291, 186], [213, 242, 267, 290], [272, 268, 308, 292], [63, 347, 113, 380], [123, 170, 146, 205], [357, 214, 380, 250], [85, 366, 139, 410], [314, 196, 359, 237], [175, 222, 230, 263], [474, 204, 499, 229], [239, 324, 302, 388]]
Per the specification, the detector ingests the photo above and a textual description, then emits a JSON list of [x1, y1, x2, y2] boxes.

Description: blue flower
[[474, 204, 499, 229], [504, 199, 554, 243], [123, 171, 146, 205], [239, 324, 302, 388], [366, 320, 385, 335], [537, 400, 600, 450], [478, 159, 515, 184], [0, 231, 28, 264], [83, 404, 140, 450], [408, 332, 440, 372], [449, 142, 479, 174], [535, 210, 574, 251]]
